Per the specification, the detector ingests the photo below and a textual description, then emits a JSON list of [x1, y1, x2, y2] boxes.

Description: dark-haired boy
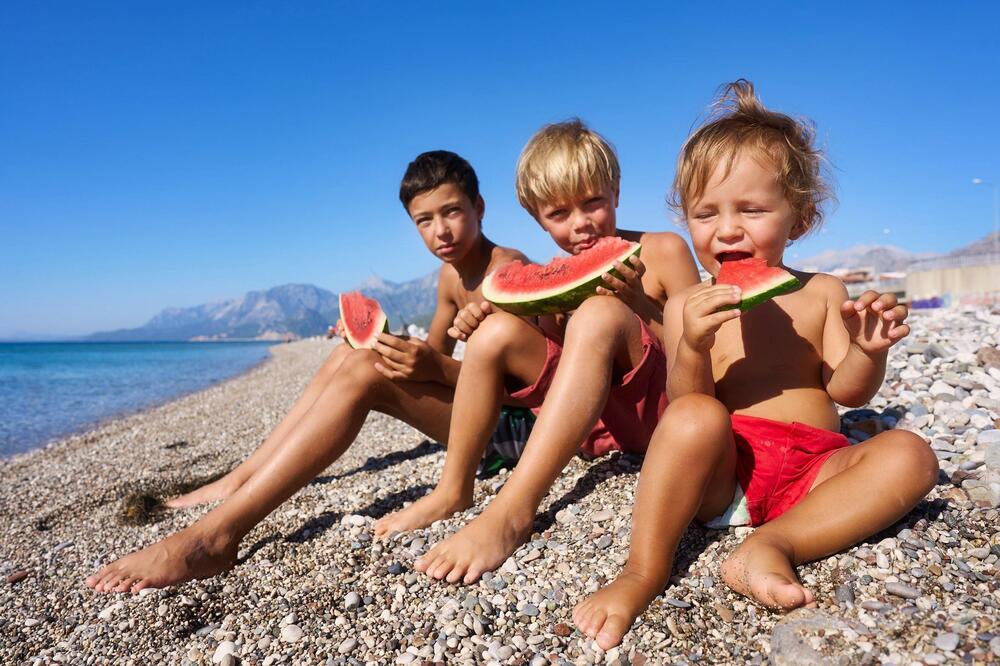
[[86, 151, 530, 593]]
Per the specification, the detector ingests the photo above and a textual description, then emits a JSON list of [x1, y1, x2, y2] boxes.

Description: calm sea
[[0, 341, 275, 458]]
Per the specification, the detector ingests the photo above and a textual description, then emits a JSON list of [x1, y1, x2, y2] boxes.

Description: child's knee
[[568, 296, 632, 335], [338, 349, 383, 387], [466, 312, 534, 356], [655, 394, 730, 451], [890, 432, 939, 494]]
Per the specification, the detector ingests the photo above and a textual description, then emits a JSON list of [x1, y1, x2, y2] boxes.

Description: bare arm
[[822, 280, 911, 407], [664, 284, 721, 399]]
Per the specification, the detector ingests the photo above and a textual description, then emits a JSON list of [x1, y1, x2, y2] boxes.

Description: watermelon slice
[[716, 258, 800, 311], [338, 291, 389, 349], [482, 237, 641, 315]]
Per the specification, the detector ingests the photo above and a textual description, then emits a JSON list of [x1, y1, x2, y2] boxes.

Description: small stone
[[977, 430, 1000, 445], [713, 603, 734, 622], [387, 562, 404, 575], [520, 603, 540, 617], [554, 623, 571, 637], [212, 641, 236, 664], [343, 592, 361, 610], [219, 655, 236, 666], [835, 584, 855, 606], [23, 618, 40, 627], [663, 597, 691, 609], [5, 570, 30, 585], [590, 509, 614, 522], [280, 624, 303, 643], [347, 514, 366, 526], [885, 582, 920, 599], [521, 548, 542, 564], [935, 633, 960, 652], [338, 638, 358, 654]]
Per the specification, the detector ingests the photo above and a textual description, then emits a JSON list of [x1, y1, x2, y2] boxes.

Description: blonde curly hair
[[671, 80, 834, 240]]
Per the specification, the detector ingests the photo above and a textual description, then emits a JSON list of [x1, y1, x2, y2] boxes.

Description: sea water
[[0, 341, 274, 457]]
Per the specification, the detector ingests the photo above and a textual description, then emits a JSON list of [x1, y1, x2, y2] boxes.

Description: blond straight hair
[[516, 119, 621, 217]]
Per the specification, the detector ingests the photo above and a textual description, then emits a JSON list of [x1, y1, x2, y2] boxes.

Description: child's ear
[[476, 195, 486, 223], [788, 204, 814, 240]]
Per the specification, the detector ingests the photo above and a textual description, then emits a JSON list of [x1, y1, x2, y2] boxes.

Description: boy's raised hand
[[841, 290, 910, 354], [448, 301, 494, 341], [372, 333, 440, 382], [681, 282, 743, 352], [596, 256, 647, 311]]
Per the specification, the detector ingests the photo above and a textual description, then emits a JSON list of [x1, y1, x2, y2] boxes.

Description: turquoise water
[[0, 341, 274, 457]]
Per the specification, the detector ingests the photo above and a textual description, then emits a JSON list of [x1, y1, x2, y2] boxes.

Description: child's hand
[[596, 256, 647, 311], [448, 301, 494, 341], [372, 333, 440, 382], [334, 319, 346, 338], [681, 283, 742, 352], [841, 291, 910, 355]]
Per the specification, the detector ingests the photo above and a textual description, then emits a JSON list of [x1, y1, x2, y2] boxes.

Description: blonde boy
[[573, 81, 939, 649], [375, 120, 700, 584]]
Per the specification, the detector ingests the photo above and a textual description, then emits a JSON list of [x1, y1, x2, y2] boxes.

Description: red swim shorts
[[732, 414, 850, 526], [509, 315, 667, 458]]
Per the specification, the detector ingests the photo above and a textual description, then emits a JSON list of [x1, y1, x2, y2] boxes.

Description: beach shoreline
[[2, 317, 999, 664], [0, 340, 279, 460]]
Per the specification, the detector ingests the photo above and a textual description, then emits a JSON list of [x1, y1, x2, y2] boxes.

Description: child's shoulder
[[622, 229, 690, 258], [492, 244, 529, 265], [790, 269, 849, 305]]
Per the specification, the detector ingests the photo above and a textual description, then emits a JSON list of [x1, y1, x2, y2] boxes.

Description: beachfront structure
[[906, 254, 1000, 306]]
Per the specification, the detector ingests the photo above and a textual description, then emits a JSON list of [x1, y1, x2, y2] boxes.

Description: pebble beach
[[2, 307, 1000, 665]]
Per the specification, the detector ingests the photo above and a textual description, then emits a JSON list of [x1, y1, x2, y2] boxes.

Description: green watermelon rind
[[483, 243, 642, 316], [338, 293, 390, 349], [718, 273, 801, 312]]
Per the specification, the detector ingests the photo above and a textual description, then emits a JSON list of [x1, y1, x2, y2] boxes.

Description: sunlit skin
[[84, 181, 529, 594], [377, 180, 702, 587], [573, 152, 938, 649]]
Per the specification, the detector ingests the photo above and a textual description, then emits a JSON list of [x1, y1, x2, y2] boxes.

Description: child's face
[[407, 182, 484, 264], [534, 184, 619, 255], [686, 152, 797, 277]]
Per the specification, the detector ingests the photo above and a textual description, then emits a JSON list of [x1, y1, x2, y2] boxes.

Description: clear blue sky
[[2, 2, 998, 337]]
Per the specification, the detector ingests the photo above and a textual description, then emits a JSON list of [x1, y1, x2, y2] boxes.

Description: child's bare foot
[[84, 526, 238, 593], [721, 537, 816, 610], [164, 476, 240, 509], [573, 569, 665, 650], [372, 489, 472, 540], [414, 502, 533, 584]]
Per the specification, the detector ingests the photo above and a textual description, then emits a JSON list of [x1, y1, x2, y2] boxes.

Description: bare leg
[[373, 313, 548, 539], [415, 297, 644, 584], [721, 429, 937, 609], [166, 343, 354, 508], [85, 349, 457, 593], [573, 395, 737, 650]]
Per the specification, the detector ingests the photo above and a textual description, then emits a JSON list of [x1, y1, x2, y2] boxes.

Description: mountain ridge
[[87, 274, 438, 342]]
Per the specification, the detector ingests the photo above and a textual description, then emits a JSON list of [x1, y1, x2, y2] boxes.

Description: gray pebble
[[885, 582, 920, 599], [343, 591, 361, 610], [935, 632, 960, 652]]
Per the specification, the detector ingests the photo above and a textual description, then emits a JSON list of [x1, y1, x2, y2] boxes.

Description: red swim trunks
[[732, 414, 850, 526], [509, 316, 667, 458]]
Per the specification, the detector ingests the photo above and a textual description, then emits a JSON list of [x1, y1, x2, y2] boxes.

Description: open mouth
[[715, 251, 753, 263], [575, 238, 597, 252]]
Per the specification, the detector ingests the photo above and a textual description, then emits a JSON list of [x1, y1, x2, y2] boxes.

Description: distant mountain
[[88, 273, 439, 341], [791, 244, 937, 273], [949, 230, 999, 257]]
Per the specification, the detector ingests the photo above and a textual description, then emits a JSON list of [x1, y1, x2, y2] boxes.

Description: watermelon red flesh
[[338, 291, 389, 349], [715, 258, 800, 312], [482, 237, 642, 315]]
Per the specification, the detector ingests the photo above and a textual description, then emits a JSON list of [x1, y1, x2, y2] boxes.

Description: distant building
[[906, 254, 1000, 306]]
